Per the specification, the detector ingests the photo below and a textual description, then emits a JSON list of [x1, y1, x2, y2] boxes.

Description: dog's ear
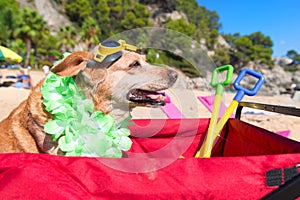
[[51, 52, 94, 76]]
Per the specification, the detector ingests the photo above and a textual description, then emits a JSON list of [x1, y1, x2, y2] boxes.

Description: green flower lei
[[41, 71, 133, 157]]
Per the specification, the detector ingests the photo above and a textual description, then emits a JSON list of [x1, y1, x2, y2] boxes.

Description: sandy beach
[[1, 68, 300, 142]]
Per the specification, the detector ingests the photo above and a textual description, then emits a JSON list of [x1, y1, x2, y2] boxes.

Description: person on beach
[[13, 68, 33, 89], [42, 65, 50, 77]]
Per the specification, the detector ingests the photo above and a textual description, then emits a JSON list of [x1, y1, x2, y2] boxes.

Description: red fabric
[[128, 118, 209, 157], [0, 118, 300, 199], [128, 118, 300, 157], [221, 119, 300, 156]]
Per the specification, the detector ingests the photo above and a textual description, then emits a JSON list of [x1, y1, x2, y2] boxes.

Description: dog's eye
[[129, 61, 140, 68]]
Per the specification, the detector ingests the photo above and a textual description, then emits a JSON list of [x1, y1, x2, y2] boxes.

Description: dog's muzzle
[[168, 70, 178, 87]]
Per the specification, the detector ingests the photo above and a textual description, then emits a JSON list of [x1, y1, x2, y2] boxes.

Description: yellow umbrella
[[0, 45, 23, 63]]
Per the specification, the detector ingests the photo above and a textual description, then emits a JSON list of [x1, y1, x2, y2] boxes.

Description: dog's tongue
[[146, 92, 166, 102], [128, 90, 167, 106]]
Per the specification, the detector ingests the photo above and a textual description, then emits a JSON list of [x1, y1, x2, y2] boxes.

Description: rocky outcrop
[[191, 64, 300, 96], [273, 56, 293, 66], [145, 2, 188, 27], [17, 0, 73, 33], [216, 35, 230, 49], [34, 0, 72, 33]]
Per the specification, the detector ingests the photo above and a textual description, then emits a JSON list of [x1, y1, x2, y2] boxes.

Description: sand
[[1, 68, 300, 142]]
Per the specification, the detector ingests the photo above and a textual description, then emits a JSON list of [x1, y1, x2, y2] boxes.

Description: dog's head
[[51, 45, 178, 122]]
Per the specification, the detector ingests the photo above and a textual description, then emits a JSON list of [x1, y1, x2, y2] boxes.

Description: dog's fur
[[0, 51, 178, 154]]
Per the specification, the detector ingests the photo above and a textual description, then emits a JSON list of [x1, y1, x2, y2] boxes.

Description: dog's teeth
[[128, 89, 166, 105], [147, 94, 166, 101]]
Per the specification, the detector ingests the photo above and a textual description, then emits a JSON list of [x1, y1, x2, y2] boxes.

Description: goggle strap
[[94, 40, 137, 63], [118, 40, 137, 52]]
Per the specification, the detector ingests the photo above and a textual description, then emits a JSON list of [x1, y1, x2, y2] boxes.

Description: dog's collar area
[[41, 72, 133, 157], [93, 40, 137, 65]]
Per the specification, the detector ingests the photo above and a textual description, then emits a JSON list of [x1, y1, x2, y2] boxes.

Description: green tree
[[250, 45, 273, 65], [165, 18, 195, 36], [247, 32, 273, 65], [207, 28, 219, 50], [222, 33, 240, 46], [287, 50, 300, 65], [80, 17, 100, 49], [0, 0, 19, 46], [247, 32, 273, 48], [88, 0, 152, 38], [14, 7, 47, 68], [176, 0, 221, 47], [287, 50, 298, 60], [107, 0, 123, 19], [65, 0, 92, 26], [234, 36, 253, 54], [212, 48, 230, 66], [231, 36, 253, 68], [10, 39, 26, 56], [119, 1, 152, 32], [106, 0, 123, 33], [57, 25, 77, 52], [37, 29, 61, 64], [223, 32, 274, 68], [91, 0, 110, 39]]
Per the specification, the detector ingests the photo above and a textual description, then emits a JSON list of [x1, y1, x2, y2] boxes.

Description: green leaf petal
[[114, 128, 130, 136], [81, 134, 108, 156], [104, 148, 122, 158], [119, 136, 132, 151], [93, 113, 115, 133], [58, 135, 79, 152], [44, 120, 65, 135], [42, 92, 63, 101]]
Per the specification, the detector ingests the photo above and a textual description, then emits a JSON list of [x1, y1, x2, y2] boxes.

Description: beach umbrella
[[0, 46, 22, 63]]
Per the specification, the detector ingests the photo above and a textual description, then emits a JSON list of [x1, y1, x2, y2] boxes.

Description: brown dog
[[0, 51, 178, 154]]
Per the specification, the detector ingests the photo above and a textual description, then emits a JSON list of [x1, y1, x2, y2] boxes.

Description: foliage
[[284, 66, 298, 72], [13, 7, 47, 68], [223, 32, 274, 70], [1, 0, 285, 74], [80, 17, 100, 49], [65, 0, 92, 26], [37, 30, 61, 61], [120, 3, 151, 29], [57, 25, 77, 52], [65, 0, 151, 40], [212, 48, 231, 67], [287, 50, 298, 60], [287, 50, 300, 65], [222, 33, 240, 46], [165, 18, 195, 36], [0, 0, 19, 46], [176, 0, 220, 49], [90, 0, 110, 38]]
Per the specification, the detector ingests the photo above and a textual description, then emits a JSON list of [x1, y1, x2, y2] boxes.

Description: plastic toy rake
[[195, 65, 233, 158], [196, 68, 265, 158]]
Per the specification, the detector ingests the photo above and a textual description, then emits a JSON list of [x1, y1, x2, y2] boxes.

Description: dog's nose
[[168, 70, 178, 85]]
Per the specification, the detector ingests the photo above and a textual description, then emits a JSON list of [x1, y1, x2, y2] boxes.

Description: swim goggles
[[94, 40, 137, 64]]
